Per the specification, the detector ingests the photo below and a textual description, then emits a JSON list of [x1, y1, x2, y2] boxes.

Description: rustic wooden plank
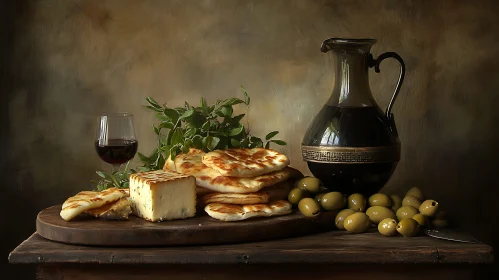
[[36, 263, 476, 280], [36, 205, 338, 246], [9, 232, 494, 265]]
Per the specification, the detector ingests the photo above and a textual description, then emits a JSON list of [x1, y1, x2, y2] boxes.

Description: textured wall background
[[2, 0, 499, 278]]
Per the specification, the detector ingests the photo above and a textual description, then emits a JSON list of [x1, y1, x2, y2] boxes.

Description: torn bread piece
[[205, 200, 292, 222], [60, 188, 128, 221], [84, 197, 132, 220]]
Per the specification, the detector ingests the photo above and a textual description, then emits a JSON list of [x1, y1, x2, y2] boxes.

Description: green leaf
[[192, 135, 203, 149], [181, 144, 190, 154], [184, 127, 197, 138], [153, 125, 160, 135], [241, 138, 250, 148], [202, 135, 212, 151], [174, 107, 187, 115], [179, 109, 195, 121], [146, 97, 162, 108], [171, 128, 185, 145], [138, 166, 151, 172], [138, 152, 152, 163], [265, 142, 270, 149], [220, 106, 233, 117], [160, 144, 172, 152], [96, 171, 110, 179], [156, 112, 170, 122], [230, 114, 245, 126], [210, 137, 220, 150], [159, 121, 174, 130], [164, 108, 180, 123], [221, 98, 245, 107], [201, 97, 209, 114], [185, 101, 191, 110], [208, 105, 215, 114], [271, 139, 287, 145], [145, 105, 163, 112], [184, 138, 193, 148], [265, 131, 279, 140], [230, 124, 244, 136], [230, 138, 241, 148], [241, 85, 250, 105], [170, 146, 180, 160], [201, 121, 210, 131]]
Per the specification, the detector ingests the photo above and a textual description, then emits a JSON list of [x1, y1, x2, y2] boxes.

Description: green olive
[[431, 219, 449, 228], [396, 218, 420, 237], [344, 212, 371, 233], [366, 206, 396, 224], [378, 218, 398, 236], [288, 188, 310, 205], [347, 193, 366, 212], [335, 209, 356, 230], [396, 205, 419, 221], [405, 187, 424, 201], [296, 177, 323, 194], [390, 195, 402, 212], [402, 195, 422, 209], [368, 193, 391, 207], [321, 192, 345, 211], [314, 193, 326, 203], [298, 198, 321, 217], [419, 200, 439, 217], [412, 213, 428, 227]]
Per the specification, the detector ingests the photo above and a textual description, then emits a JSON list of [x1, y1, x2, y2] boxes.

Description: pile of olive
[[288, 177, 346, 217], [288, 178, 449, 237]]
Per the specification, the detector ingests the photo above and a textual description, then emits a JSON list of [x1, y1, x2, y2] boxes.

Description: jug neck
[[322, 38, 376, 107]]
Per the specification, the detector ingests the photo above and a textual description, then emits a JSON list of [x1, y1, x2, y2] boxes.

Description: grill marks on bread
[[60, 188, 128, 221], [204, 200, 292, 221], [202, 148, 290, 177], [171, 149, 293, 193]]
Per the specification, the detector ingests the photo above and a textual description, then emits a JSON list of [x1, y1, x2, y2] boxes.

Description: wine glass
[[95, 113, 138, 173]]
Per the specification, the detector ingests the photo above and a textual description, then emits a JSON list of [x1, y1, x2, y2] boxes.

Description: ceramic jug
[[301, 38, 405, 196]]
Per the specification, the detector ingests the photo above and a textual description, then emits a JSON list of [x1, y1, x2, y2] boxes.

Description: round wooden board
[[37, 205, 338, 246]]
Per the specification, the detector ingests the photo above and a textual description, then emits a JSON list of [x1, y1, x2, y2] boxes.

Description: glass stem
[[112, 164, 121, 174]]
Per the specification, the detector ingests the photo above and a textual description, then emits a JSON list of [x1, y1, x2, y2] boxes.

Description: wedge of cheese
[[129, 170, 196, 222]]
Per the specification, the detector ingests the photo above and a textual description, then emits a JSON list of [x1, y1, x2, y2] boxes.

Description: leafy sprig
[[93, 86, 286, 190]]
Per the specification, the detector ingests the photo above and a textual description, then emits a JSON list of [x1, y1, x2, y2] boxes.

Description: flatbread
[[198, 180, 292, 206], [60, 188, 128, 221], [84, 197, 132, 220], [204, 200, 292, 222], [200, 191, 269, 206], [202, 148, 289, 177], [171, 149, 293, 193]]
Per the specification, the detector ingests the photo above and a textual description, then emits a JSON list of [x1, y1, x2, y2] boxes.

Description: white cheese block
[[129, 169, 196, 222]]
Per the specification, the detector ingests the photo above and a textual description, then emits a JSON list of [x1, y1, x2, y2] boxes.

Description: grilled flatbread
[[198, 180, 292, 206], [200, 191, 270, 206], [171, 149, 293, 193], [60, 188, 128, 221], [84, 197, 132, 220], [205, 200, 292, 221], [202, 148, 290, 177]]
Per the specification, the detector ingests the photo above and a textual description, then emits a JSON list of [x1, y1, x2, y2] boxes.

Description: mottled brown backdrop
[[2, 0, 499, 278]]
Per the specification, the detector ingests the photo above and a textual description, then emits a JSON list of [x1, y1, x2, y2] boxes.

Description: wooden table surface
[[10, 230, 493, 265]]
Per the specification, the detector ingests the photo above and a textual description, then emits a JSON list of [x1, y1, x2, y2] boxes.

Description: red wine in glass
[[95, 139, 138, 165], [96, 113, 138, 172]]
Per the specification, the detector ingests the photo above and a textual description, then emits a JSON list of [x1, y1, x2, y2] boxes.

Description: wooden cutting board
[[36, 205, 338, 246]]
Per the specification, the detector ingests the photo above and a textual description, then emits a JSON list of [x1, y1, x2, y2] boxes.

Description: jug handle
[[368, 52, 405, 121]]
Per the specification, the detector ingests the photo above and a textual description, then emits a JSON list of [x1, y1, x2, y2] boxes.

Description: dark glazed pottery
[[301, 38, 405, 197]]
